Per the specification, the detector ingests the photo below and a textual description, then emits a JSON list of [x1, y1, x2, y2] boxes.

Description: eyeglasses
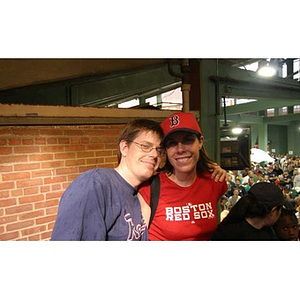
[[131, 141, 165, 156]]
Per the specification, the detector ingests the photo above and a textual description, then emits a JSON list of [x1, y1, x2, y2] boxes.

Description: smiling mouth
[[175, 157, 191, 163], [141, 160, 156, 168]]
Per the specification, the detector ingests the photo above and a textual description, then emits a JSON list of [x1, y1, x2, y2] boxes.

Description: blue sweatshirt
[[51, 168, 148, 241]]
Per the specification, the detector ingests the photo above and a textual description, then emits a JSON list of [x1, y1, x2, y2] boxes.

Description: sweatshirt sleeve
[[51, 172, 107, 241]]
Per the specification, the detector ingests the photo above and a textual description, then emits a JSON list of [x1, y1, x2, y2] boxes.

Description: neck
[[169, 170, 197, 187], [115, 165, 140, 189], [245, 217, 267, 229]]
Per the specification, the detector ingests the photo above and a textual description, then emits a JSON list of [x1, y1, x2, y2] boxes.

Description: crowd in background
[[220, 153, 300, 240]]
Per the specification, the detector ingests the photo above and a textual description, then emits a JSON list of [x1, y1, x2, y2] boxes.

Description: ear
[[119, 140, 129, 158], [270, 206, 281, 217], [199, 136, 204, 149]]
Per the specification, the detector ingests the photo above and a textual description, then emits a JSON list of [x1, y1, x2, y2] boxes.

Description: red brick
[[28, 234, 41, 241], [0, 154, 28, 164], [0, 181, 15, 190], [14, 146, 40, 154], [0, 215, 18, 225], [34, 138, 47, 145], [65, 145, 86, 151], [0, 128, 11, 135], [81, 138, 90, 143], [36, 215, 56, 225], [11, 189, 23, 197], [2, 172, 31, 181], [6, 220, 34, 231], [105, 157, 118, 163], [24, 187, 39, 195], [0, 191, 10, 198], [79, 166, 96, 173], [86, 144, 104, 150], [56, 167, 78, 175], [0, 147, 13, 155], [22, 138, 34, 145], [28, 153, 53, 161], [86, 158, 104, 164], [39, 129, 64, 136], [16, 178, 43, 188], [12, 128, 39, 136], [40, 145, 64, 153], [21, 225, 47, 236], [64, 130, 84, 136], [0, 198, 17, 208], [19, 210, 44, 221], [46, 206, 58, 215], [70, 137, 81, 144], [0, 165, 13, 172], [0, 232, 19, 241], [19, 194, 44, 204], [8, 138, 21, 145], [31, 169, 52, 178], [41, 161, 64, 168], [40, 186, 51, 193], [55, 152, 76, 159], [35, 199, 59, 209], [14, 163, 40, 171], [77, 151, 95, 158], [65, 159, 85, 166], [41, 231, 52, 240], [51, 184, 62, 191], [44, 175, 67, 185], [5, 204, 33, 215], [46, 191, 63, 200], [57, 138, 70, 144], [47, 138, 58, 144]]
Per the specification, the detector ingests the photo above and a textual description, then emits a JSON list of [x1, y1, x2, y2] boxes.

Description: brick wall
[[0, 124, 124, 241]]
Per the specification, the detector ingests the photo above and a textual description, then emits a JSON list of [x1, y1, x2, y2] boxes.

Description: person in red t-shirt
[[138, 112, 228, 241]]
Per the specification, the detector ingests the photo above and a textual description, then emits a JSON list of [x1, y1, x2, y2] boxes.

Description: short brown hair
[[116, 119, 164, 164]]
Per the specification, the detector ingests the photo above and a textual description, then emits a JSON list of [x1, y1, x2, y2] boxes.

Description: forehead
[[135, 130, 162, 143], [278, 215, 298, 226]]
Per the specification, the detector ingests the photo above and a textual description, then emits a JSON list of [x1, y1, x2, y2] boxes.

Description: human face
[[165, 132, 202, 175], [276, 215, 299, 241], [119, 131, 162, 187]]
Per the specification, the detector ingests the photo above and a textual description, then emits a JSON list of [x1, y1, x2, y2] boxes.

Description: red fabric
[[139, 172, 227, 241]]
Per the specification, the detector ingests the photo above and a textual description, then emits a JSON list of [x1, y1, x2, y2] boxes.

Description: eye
[[165, 140, 177, 148], [182, 136, 196, 145], [141, 144, 152, 151]]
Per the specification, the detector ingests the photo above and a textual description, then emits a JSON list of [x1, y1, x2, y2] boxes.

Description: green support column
[[258, 123, 268, 151], [199, 59, 220, 162], [156, 94, 162, 108]]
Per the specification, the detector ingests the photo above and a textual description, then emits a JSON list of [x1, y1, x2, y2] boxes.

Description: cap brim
[[163, 128, 201, 143]]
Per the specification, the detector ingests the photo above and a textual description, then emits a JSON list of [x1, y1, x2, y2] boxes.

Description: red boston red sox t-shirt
[[139, 172, 227, 241]]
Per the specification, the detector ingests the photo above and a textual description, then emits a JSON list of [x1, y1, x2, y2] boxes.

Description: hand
[[210, 164, 228, 182]]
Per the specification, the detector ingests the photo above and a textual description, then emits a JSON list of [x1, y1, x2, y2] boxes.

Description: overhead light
[[232, 127, 243, 134], [257, 59, 277, 77]]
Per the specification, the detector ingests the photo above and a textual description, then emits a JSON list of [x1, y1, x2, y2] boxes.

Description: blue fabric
[[51, 168, 148, 241]]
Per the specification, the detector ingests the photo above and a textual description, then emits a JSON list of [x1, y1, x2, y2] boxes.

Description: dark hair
[[274, 207, 298, 227], [160, 135, 217, 175], [219, 193, 281, 226], [116, 119, 164, 164]]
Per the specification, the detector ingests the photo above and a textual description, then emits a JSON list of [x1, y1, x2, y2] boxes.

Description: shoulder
[[199, 172, 228, 190]]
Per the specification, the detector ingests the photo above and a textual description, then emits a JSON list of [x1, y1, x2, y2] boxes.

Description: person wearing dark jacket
[[211, 182, 285, 241]]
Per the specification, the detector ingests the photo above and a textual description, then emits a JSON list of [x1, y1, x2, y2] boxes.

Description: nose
[[148, 147, 160, 158], [176, 142, 185, 152]]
